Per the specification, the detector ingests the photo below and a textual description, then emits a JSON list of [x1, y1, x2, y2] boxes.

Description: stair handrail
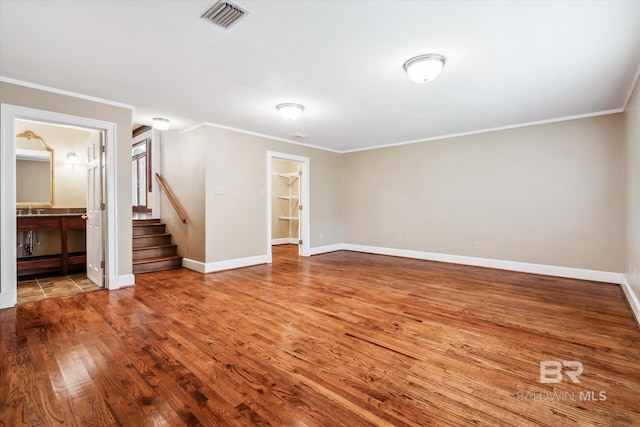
[[155, 173, 187, 224]]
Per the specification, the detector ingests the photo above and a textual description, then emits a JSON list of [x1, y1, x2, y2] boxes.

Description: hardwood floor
[[1, 245, 639, 426]]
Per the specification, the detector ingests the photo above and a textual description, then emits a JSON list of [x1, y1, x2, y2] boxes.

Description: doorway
[[13, 119, 98, 289], [1, 104, 119, 309], [132, 125, 153, 215], [266, 151, 310, 263], [132, 142, 148, 212]]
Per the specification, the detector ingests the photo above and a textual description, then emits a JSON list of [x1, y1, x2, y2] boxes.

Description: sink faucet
[[27, 205, 32, 215], [36, 209, 45, 215]]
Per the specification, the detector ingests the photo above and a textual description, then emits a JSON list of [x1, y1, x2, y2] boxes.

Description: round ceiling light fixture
[[152, 117, 170, 130], [403, 54, 446, 83], [276, 103, 305, 120]]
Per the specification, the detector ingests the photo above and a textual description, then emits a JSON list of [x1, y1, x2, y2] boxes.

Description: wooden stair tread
[[133, 255, 183, 265], [133, 244, 177, 251], [132, 218, 180, 273], [132, 233, 171, 238]]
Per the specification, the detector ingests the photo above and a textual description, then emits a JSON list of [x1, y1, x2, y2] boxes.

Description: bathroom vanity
[[17, 213, 87, 277]]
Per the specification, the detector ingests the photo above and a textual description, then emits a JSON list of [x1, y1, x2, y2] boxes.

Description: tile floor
[[17, 273, 102, 304]]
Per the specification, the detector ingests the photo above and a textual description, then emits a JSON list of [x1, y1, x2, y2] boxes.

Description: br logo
[[540, 361, 584, 384]]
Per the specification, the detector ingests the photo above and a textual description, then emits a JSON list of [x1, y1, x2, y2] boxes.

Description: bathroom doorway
[[1, 104, 119, 309], [14, 119, 95, 283]]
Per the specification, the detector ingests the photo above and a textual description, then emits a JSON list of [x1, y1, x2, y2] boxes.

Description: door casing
[[0, 104, 120, 309]]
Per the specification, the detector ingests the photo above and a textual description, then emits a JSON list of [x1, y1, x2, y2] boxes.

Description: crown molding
[[200, 121, 342, 153], [343, 108, 624, 153], [0, 76, 133, 109]]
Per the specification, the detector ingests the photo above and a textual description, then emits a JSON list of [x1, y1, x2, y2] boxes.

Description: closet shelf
[[278, 196, 299, 200], [278, 216, 299, 221], [278, 172, 299, 182]]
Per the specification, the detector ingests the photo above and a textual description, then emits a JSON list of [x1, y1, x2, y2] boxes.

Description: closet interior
[[271, 159, 301, 245]]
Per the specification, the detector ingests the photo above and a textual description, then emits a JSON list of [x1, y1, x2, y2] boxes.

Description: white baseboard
[[182, 258, 207, 273], [183, 255, 268, 274], [309, 243, 346, 255], [341, 244, 622, 284], [272, 238, 298, 245], [109, 274, 135, 290], [0, 291, 17, 309], [620, 274, 640, 326]]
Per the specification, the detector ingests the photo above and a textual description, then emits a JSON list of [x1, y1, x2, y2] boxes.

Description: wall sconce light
[[403, 54, 447, 83], [153, 117, 171, 130], [66, 150, 80, 170], [66, 150, 80, 165], [276, 103, 305, 120]]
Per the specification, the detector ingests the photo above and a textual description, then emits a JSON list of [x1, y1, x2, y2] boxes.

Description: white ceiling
[[1, 1, 639, 152]]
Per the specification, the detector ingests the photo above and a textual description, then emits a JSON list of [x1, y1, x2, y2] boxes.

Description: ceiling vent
[[201, 1, 248, 29]]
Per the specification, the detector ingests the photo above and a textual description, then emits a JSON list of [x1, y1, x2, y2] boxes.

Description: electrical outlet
[[215, 185, 224, 195], [319, 233, 324, 240], [474, 241, 481, 250], [260, 189, 266, 196]]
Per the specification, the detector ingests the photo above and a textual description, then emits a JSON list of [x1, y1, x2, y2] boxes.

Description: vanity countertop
[[17, 213, 86, 218], [16, 208, 86, 218]]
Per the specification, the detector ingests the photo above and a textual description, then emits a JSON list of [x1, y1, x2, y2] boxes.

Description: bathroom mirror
[[15, 130, 54, 207]]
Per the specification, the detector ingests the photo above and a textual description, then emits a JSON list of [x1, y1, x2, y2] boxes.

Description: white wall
[[344, 114, 625, 272], [203, 125, 343, 264], [158, 127, 206, 262], [157, 124, 342, 267], [624, 78, 640, 308]]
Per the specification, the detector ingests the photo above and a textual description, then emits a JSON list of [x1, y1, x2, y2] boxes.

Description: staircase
[[132, 218, 183, 274]]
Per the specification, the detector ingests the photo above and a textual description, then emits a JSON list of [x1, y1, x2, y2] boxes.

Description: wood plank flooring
[[1, 245, 639, 426]]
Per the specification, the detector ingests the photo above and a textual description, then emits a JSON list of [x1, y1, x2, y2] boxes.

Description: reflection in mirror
[[16, 130, 54, 207]]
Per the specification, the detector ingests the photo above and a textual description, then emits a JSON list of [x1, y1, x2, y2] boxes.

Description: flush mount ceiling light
[[276, 103, 305, 120], [152, 117, 170, 130], [403, 54, 447, 83], [289, 133, 308, 140]]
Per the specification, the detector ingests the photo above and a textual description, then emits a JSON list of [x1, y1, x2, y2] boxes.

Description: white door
[[86, 131, 104, 287], [296, 166, 303, 256]]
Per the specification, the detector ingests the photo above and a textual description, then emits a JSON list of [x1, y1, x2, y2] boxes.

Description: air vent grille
[[201, 1, 248, 29]]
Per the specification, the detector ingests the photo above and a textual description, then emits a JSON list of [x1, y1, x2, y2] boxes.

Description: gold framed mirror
[[15, 130, 54, 207]]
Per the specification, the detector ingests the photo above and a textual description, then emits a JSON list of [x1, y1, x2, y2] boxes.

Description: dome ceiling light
[[403, 54, 446, 83], [276, 103, 305, 120], [152, 117, 170, 130]]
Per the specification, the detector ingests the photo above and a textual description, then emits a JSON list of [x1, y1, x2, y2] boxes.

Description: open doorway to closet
[[266, 151, 310, 263], [272, 159, 300, 245]]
